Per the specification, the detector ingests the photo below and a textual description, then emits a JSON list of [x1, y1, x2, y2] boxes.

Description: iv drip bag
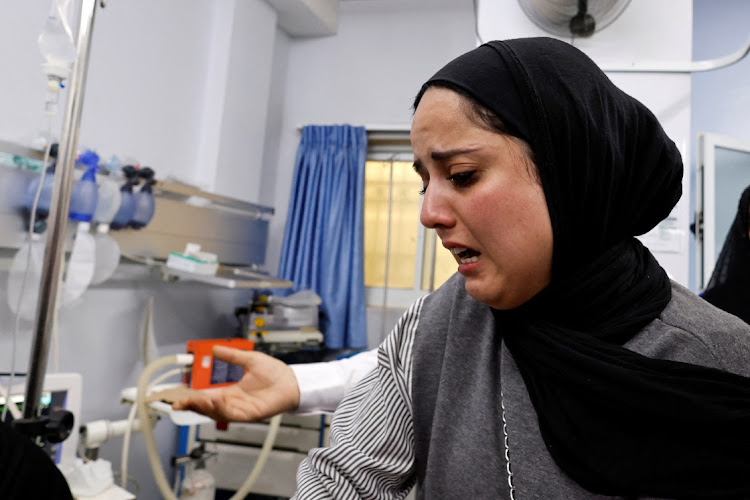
[[38, 0, 76, 81]]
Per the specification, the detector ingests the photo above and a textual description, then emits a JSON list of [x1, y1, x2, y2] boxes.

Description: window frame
[[365, 147, 434, 308]]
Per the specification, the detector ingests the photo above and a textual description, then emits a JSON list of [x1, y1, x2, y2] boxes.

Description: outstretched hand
[[172, 345, 300, 422]]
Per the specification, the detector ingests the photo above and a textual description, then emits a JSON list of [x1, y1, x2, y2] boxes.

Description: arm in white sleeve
[[290, 348, 378, 414], [292, 298, 423, 499]]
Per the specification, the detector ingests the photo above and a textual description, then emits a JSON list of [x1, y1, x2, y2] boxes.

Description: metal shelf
[[0, 140, 45, 161], [160, 266, 293, 289], [154, 179, 274, 219], [0, 147, 283, 289]]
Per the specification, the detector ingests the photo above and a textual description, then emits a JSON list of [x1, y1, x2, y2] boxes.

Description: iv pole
[[18, 0, 99, 430]]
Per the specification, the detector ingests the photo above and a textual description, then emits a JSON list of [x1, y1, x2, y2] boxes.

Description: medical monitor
[[0, 373, 82, 467]]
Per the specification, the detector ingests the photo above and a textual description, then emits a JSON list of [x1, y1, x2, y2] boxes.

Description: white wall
[[265, 0, 477, 276], [478, 0, 693, 286], [210, 0, 278, 202], [692, 0, 750, 144], [0, 2, 74, 148], [81, 1, 215, 179], [260, 27, 292, 209], [0, 0, 277, 202]]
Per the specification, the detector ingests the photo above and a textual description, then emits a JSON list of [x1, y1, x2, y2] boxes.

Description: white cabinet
[[196, 413, 329, 498]]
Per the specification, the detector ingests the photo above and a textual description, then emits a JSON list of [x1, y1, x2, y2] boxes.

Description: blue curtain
[[279, 125, 368, 349]]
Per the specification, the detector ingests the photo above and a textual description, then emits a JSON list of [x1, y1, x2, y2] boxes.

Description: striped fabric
[[294, 297, 425, 499]]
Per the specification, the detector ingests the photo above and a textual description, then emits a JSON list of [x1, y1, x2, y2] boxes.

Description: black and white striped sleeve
[[293, 297, 424, 499]]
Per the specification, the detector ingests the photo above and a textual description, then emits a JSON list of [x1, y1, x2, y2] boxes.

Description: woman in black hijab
[[293, 37, 750, 499], [0, 420, 73, 499], [702, 185, 750, 324]]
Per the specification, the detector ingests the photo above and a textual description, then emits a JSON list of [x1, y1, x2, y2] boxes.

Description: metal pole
[[23, 0, 98, 419]]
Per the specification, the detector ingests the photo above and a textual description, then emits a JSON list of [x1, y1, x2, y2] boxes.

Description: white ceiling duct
[[266, 0, 341, 37]]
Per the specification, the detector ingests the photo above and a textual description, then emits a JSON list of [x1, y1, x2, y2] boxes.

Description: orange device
[[186, 338, 255, 390]]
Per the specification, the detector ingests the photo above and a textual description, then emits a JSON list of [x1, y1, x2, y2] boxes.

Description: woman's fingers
[[172, 386, 263, 422], [172, 395, 215, 415], [211, 345, 265, 368], [172, 347, 296, 421]]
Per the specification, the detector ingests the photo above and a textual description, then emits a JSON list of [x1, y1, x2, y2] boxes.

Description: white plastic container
[[93, 177, 122, 225], [166, 252, 218, 275], [180, 466, 215, 500]]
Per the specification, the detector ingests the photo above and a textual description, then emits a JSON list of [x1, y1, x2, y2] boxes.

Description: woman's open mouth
[[450, 247, 481, 264]]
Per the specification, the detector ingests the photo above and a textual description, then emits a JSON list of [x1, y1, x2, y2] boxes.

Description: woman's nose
[[420, 186, 455, 229]]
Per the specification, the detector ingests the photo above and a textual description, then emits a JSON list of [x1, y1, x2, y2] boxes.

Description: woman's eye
[[449, 171, 476, 187], [418, 185, 427, 196]]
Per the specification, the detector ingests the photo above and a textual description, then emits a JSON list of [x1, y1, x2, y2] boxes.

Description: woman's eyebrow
[[430, 147, 481, 161]]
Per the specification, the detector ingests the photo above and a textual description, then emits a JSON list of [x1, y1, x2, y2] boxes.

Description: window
[[363, 146, 457, 308]]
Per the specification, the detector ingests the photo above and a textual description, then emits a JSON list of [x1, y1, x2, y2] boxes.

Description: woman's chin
[[464, 280, 506, 309], [464, 280, 535, 310]]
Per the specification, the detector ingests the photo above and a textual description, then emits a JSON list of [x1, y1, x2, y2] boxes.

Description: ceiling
[[267, 0, 471, 37]]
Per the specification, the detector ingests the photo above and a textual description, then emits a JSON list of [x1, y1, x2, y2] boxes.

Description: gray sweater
[[295, 275, 750, 499]]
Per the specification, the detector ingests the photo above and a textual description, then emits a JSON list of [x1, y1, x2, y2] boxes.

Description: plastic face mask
[[7, 224, 99, 323], [90, 231, 120, 285], [61, 223, 95, 304]]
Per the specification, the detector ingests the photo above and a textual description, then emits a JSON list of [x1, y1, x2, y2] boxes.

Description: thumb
[[211, 345, 255, 366]]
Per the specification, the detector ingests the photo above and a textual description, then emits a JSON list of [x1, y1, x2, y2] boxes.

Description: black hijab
[[0, 421, 73, 499], [416, 38, 750, 498], [703, 185, 750, 324]]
